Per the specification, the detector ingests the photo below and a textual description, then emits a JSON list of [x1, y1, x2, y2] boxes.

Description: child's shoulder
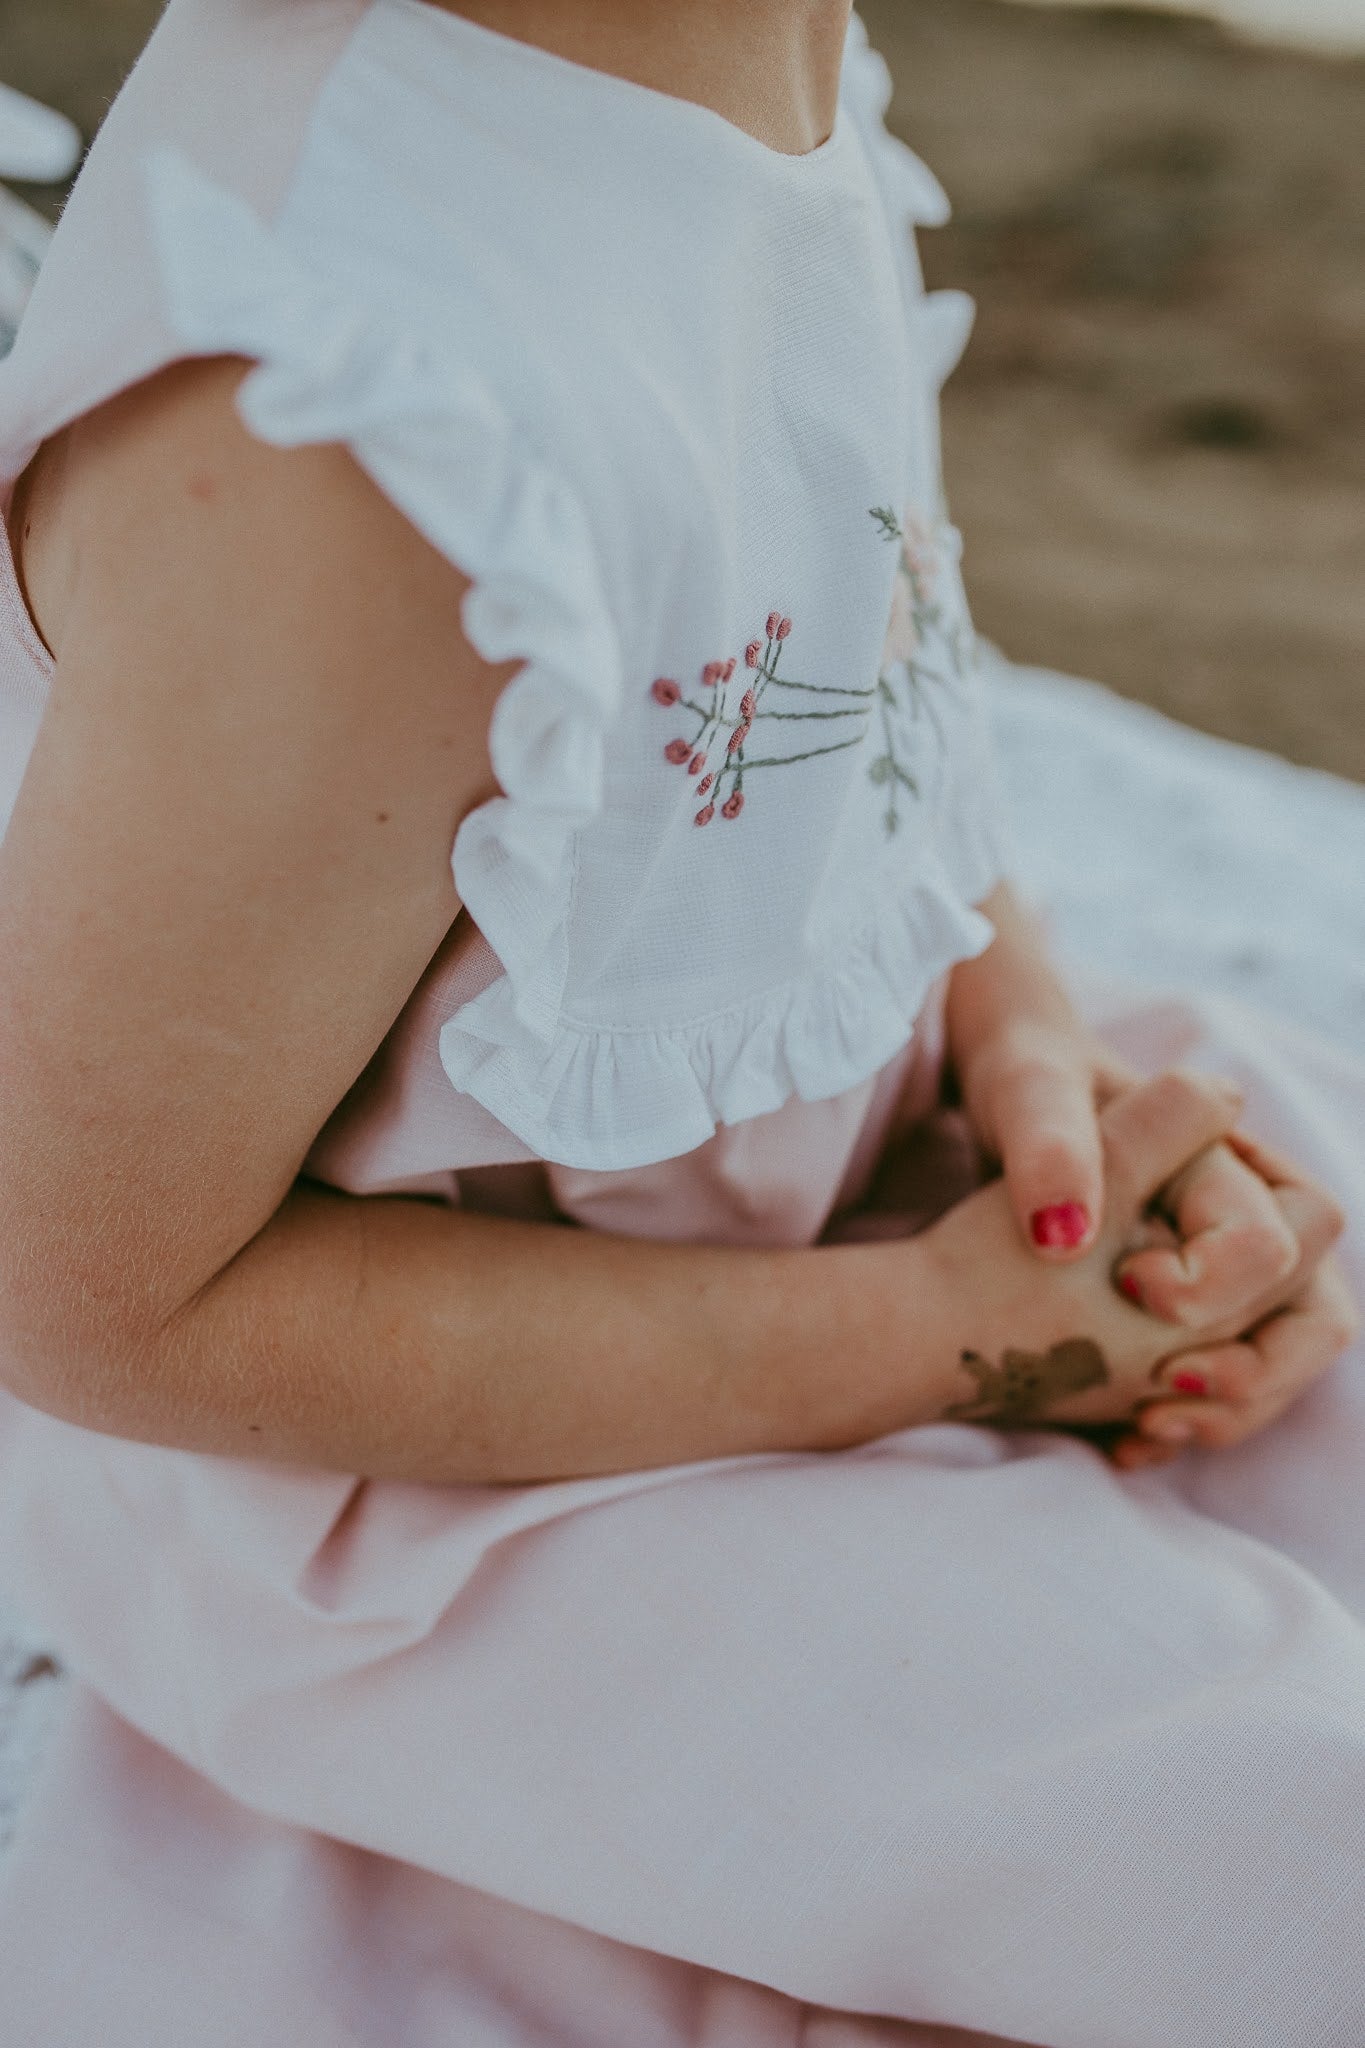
[[3, 1, 956, 515]]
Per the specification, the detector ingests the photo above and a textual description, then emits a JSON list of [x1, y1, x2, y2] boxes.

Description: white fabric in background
[[989, 658, 1365, 1053], [0, 83, 75, 358]]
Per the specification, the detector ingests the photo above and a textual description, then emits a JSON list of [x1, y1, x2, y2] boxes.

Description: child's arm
[[0, 359, 1344, 1483], [0, 1064, 1340, 1484]]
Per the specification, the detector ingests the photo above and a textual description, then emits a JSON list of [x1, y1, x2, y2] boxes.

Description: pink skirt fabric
[[1, 971, 1365, 2048]]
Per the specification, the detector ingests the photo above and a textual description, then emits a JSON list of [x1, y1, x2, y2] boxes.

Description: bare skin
[[0, 354, 1352, 1487], [913, 1086, 1347, 1437], [433, 0, 856, 159], [891, 885, 1358, 1455]]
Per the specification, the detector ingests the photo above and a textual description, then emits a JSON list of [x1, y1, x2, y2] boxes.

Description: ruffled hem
[[141, 143, 623, 1036], [439, 865, 996, 1173]]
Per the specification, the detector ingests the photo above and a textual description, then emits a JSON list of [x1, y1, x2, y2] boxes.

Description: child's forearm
[[6, 1177, 959, 1483]]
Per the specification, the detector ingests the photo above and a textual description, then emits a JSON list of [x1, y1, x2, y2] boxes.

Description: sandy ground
[[2, 0, 1363, 777], [865, 0, 1365, 779]]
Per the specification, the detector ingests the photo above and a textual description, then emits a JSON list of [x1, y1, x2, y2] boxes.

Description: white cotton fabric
[[0, 0, 1009, 1174]]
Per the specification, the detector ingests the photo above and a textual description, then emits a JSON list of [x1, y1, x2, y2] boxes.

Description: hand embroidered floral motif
[[649, 508, 977, 835], [652, 615, 869, 827], [868, 504, 977, 837]]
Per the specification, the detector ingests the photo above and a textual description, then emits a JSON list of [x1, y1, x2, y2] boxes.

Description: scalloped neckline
[[389, 0, 855, 171]]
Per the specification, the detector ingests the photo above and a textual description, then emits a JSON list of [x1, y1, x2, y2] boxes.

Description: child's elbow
[[0, 1231, 152, 1431]]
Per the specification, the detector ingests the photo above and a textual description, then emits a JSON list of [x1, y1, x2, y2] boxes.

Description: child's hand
[[951, 1000, 1331, 1345], [915, 1071, 1346, 1438], [1111, 1253, 1360, 1470], [1110, 1127, 1360, 1468]]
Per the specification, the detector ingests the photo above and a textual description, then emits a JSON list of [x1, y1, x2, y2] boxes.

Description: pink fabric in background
[[0, 977, 1363, 2047]]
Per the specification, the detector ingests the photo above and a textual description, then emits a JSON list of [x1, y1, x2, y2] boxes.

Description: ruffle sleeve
[[842, 14, 978, 444], [139, 136, 1006, 1179], [142, 143, 623, 1050], [842, 15, 953, 234]]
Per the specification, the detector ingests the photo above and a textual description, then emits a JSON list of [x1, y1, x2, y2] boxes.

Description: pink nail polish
[[1030, 1202, 1091, 1250], [1118, 1271, 1143, 1307], [1170, 1369, 1209, 1397]]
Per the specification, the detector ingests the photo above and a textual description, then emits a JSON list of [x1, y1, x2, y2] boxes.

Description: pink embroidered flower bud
[[776, 616, 793, 640], [740, 689, 757, 719], [696, 774, 714, 796], [702, 661, 725, 688], [722, 657, 737, 682], [651, 677, 681, 707], [745, 641, 762, 668], [722, 791, 745, 821], [727, 723, 751, 757], [765, 612, 781, 640], [688, 752, 707, 776], [664, 738, 692, 765], [695, 803, 716, 827]]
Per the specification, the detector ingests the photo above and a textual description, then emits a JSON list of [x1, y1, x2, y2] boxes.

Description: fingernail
[[1170, 1369, 1209, 1397], [1030, 1202, 1091, 1250], [1118, 1270, 1143, 1307], [1143, 1416, 1194, 1444]]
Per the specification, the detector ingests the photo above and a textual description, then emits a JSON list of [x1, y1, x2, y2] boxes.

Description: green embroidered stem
[[735, 736, 865, 772], [869, 674, 919, 835], [761, 676, 876, 700], [754, 704, 868, 723], [905, 656, 955, 782]]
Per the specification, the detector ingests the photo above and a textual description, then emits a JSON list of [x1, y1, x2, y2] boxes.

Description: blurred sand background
[[2, 0, 1362, 778]]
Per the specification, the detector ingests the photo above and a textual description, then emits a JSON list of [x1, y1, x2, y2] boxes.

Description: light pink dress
[[1, 6, 1364, 2046]]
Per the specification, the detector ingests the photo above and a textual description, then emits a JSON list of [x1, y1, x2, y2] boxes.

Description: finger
[[1147, 1340, 1266, 1405], [1139, 1261, 1360, 1450], [1099, 1069, 1244, 1221], [1090, 1050, 1143, 1109], [1120, 1172, 1346, 1332], [1116, 1142, 1298, 1327], [1135, 1342, 1262, 1449], [1110, 1435, 1183, 1472], [987, 1058, 1105, 1259], [1269, 1181, 1348, 1273], [1220, 1127, 1320, 1194], [1223, 1134, 1349, 1254], [1094, 1056, 1236, 1113], [1244, 1256, 1361, 1398]]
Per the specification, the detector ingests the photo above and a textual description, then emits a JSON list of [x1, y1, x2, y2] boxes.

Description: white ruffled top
[[0, 0, 1009, 1184]]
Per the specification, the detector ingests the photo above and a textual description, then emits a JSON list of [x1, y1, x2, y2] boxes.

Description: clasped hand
[[941, 1016, 1357, 1469]]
